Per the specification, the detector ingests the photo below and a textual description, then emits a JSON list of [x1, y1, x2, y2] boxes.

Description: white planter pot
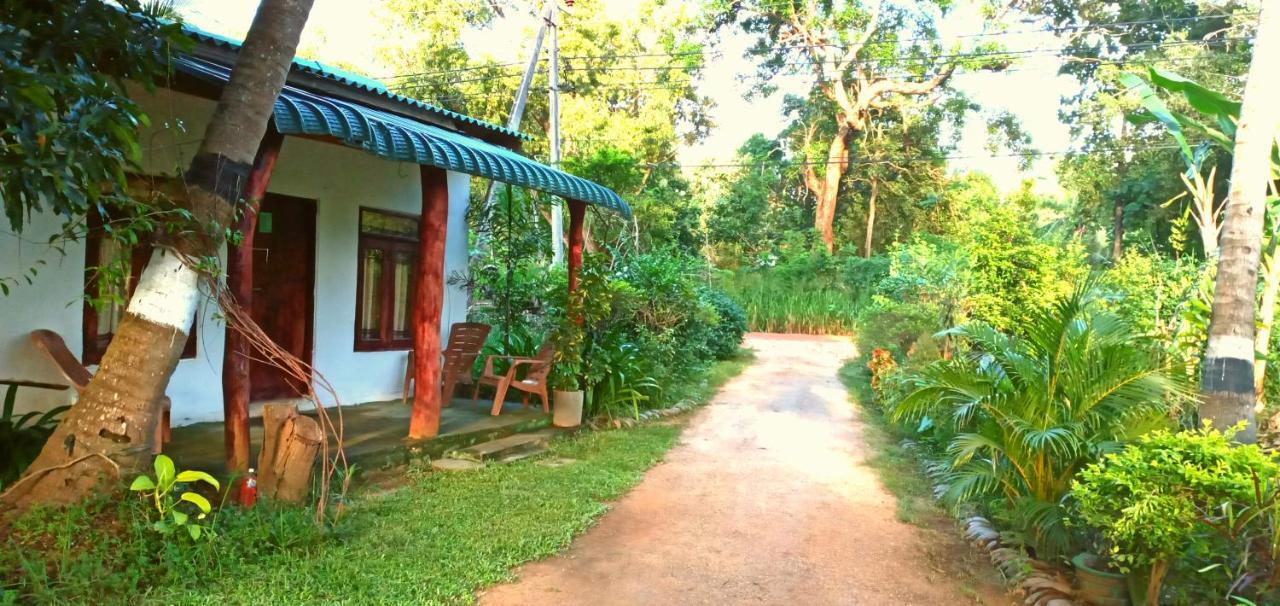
[[553, 390, 584, 427]]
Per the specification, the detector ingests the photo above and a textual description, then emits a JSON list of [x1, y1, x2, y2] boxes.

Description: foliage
[[891, 284, 1188, 557], [128, 455, 220, 541], [960, 203, 1085, 330], [472, 241, 740, 420], [0, 0, 189, 233], [699, 287, 748, 360], [1074, 426, 1280, 604], [1, 420, 703, 603], [0, 385, 68, 488], [718, 246, 860, 335], [2, 486, 324, 602]]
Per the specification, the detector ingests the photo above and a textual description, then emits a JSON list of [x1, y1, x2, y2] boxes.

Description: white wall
[[0, 86, 471, 424]]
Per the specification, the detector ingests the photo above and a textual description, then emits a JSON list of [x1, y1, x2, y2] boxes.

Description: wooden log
[[268, 414, 323, 504], [408, 165, 449, 439], [257, 402, 298, 496], [223, 127, 285, 474]]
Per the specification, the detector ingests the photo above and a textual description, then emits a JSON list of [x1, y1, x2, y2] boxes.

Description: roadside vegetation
[[1, 351, 751, 605], [4, 0, 1280, 604]]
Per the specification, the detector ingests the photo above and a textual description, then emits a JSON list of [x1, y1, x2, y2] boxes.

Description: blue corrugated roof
[[174, 56, 630, 217], [180, 22, 530, 141]]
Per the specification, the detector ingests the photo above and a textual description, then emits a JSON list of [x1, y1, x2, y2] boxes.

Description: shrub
[[1074, 427, 1280, 605], [891, 283, 1189, 558], [699, 287, 747, 360], [1, 385, 68, 488]]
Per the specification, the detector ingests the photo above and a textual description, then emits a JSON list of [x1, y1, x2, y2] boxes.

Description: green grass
[[162, 426, 682, 605], [719, 274, 858, 335], [4, 354, 755, 606], [837, 360, 937, 526]]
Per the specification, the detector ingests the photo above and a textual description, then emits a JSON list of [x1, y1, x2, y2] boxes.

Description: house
[[0, 23, 625, 456]]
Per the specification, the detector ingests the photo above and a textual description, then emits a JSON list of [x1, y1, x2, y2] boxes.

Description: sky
[[176, 0, 1078, 194]]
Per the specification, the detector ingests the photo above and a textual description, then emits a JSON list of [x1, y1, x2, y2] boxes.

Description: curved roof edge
[[180, 22, 532, 142], [175, 56, 631, 218]]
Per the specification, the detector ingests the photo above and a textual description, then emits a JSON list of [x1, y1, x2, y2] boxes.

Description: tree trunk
[[1255, 245, 1280, 405], [1200, 2, 1280, 444], [806, 125, 850, 254], [863, 178, 878, 258], [2, 0, 315, 510], [1112, 195, 1124, 260]]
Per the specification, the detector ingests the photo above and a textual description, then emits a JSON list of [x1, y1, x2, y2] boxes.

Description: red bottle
[[238, 468, 258, 507]]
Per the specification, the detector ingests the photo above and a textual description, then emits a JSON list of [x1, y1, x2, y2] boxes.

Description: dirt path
[[479, 333, 1008, 606]]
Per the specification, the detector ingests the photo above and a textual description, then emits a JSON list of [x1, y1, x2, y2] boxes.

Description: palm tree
[[1201, 3, 1280, 443], [892, 283, 1190, 556], [3, 0, 316, 510]]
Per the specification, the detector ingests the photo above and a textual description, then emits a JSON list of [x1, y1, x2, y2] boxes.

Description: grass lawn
[[4, 352, 753, 606], [161, 425, 681, 605]]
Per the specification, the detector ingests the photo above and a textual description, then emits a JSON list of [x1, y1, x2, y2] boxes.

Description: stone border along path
[[479, 333, 1011, 606]]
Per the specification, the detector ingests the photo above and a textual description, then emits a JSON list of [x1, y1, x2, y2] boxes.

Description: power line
[[648, 144, 1185, 170], [385, 35, 1249, 93], [376, 12, 1252, 82]]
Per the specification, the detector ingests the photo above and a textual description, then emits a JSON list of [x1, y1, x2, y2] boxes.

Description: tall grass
[[719, 271, 860, 335]]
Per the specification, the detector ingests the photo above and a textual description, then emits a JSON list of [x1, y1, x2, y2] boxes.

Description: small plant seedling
[[130, 454, 220, 540]]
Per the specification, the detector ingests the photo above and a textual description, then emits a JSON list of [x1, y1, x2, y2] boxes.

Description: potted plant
[[550, 314, 586, 428], [1073, 427, 1280, 606], [1071, 551, 1130, 606]]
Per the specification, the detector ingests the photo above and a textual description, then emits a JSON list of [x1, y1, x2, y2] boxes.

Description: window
[[83, 209, 198, 364], [355, 208, 420, 351]]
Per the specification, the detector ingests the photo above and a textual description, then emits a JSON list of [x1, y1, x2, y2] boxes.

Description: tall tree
[[1036, 0, 1252, 259], [1200, 3, 1280, 443], [3, 0, 315, 509], [708, 0, 1010, 253]]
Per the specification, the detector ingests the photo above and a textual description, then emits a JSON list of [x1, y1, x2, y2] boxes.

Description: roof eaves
[[179, 22, 532, 143]]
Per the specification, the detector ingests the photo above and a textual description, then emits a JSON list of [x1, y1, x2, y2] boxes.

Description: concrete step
[[445, 429, 557, 463]]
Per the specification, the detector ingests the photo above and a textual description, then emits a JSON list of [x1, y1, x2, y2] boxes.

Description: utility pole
[[548, 0, 565, 265], [477, 2, 555, 238]]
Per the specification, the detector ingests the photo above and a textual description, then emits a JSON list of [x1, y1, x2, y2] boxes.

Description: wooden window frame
[[354, 207, 420, 352], [83, 208, 198, 365]]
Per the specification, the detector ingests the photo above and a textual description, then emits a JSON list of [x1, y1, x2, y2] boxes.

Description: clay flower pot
[[1072, 552, 1130, 606], [553, 389, 584, 427]]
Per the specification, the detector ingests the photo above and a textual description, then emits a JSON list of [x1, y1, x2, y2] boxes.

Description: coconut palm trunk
[[1200, 3, 1280, 443], [2, 0, 314, 509]]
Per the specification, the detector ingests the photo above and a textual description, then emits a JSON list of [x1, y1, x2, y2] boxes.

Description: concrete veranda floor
[[163, 397, 549, 473]]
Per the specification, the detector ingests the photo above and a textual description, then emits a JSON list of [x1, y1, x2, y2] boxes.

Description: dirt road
[[479, 333, 1007, 606]]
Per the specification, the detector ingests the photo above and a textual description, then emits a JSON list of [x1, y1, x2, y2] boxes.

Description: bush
[[891, 284, 1188, 558], [470, 248, 735, 420], [699, 287, 747, 360], [1074, 427, 1280, 605]]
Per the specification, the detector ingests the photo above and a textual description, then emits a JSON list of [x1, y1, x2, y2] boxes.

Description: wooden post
[[222, 127, 284, 474], [257, 402, 297, 496], [268, 414, 323, 503], [408, 165, 449, 439], [567, 199, 586, 293]]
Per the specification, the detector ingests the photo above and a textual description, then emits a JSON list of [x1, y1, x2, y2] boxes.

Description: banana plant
[[1124, 67, 1280, 407]]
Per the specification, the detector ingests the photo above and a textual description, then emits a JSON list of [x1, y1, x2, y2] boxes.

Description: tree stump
[[267, 414, 323, 504], [257, 403, 298, 497]]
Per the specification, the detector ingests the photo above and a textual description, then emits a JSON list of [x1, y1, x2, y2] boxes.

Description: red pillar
[[222, 128, 284, 474], [409, 165, 449, 439], [567, 199, 586, 293]]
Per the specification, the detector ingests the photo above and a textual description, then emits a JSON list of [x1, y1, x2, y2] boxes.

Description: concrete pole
[[549, 1, 565, 265], [478, 2, 554, 224]]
